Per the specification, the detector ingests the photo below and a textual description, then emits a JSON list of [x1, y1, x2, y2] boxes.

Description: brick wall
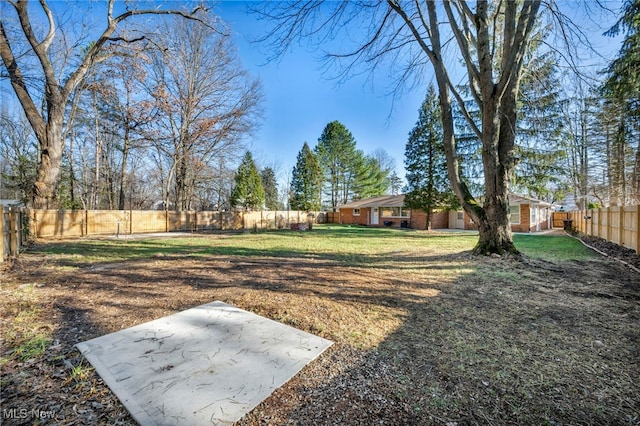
[[339, 207, 370, 226], [407, 210, 449, 230], [431, 211, 449, 229], [409, 210, 427, 229], [511, 204, 530, 233]]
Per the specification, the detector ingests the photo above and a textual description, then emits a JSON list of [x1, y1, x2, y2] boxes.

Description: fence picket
[[25, 209, 328, 241], [552, 207, 639, 254]]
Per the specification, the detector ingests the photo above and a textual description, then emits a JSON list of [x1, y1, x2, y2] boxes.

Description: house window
[[381, 206, 410, 217], [510, 205, 520, 224], [530, 206, 537, 225], [353, 208, 360, 216], [457, 212, 464, 220]]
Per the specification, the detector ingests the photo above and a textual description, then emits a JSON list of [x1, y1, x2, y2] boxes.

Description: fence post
[[636, 205, 640, 254], [0, 205, 5, 262], [30, 208, 36, 239], [619, 206, 624, 247], [9, 207, 18, 256]]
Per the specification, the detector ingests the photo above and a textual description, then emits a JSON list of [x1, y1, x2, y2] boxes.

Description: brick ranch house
[[337, 194, 552, 232]]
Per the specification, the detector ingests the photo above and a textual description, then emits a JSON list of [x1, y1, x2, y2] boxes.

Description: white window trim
[[353, 208, 360, 216], [509, 205, 521, 225], [530, 206, 537, 225], [381, 206, 411, 218]]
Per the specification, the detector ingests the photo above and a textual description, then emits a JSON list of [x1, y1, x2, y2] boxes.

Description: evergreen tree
[[353, 154, 390, 199], [603, 0, 640, 105], [315, 120, 360, 210], [512, 48, 566, 202], [453, 28, 567, 203], [290, 142, 323, 211], [261, 167, 279, 210], [602, 0, 640, 205], [229, 151, 265, 210], [387, 171, 404, 195], [404, 85, 456, 229]]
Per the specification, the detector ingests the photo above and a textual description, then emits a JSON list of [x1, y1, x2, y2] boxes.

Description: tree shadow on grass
[[235, 256, 640, 425], [6, 236, 639, 425]]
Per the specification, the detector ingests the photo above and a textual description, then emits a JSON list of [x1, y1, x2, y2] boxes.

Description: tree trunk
[[118, 128, 130, 210], [474, 75, 520, 254], [33, 107, 64, 209], [175, 154, 188, 211], [1, 2, 205, 209]]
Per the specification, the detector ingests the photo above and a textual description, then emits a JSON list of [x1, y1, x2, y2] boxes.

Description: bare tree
[[256, 1, 545, 254], [146, 17, 262, 211], [561, 87, 598, 211], [0, 0, 206, 208], [87, 46, 155, 210]]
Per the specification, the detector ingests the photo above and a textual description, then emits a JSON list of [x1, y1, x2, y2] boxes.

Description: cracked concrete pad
[[76, 301, 333, 425]]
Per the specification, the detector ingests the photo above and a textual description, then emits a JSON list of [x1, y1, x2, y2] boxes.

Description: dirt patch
[[1, 236, 639, 425], [578, 234, 640, 272]]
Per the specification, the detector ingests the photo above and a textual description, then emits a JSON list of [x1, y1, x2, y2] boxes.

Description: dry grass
[[1, 226, 639, 425]]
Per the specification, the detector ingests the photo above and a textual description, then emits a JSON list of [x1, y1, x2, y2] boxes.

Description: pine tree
[[315, 120, 361, 210], [602, 0, 640, 205], [229, 152, 265, 210], [512, 48, 566, 202], [453, 29, 567, 203], [290, 142, 322, 211], [404, 85, 456, 229], [387, 171, 404, 195], [261, 167, 279, 210], [353, 154, 390, 199]]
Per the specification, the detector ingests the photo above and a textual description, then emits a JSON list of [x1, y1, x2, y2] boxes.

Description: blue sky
[[212, 1, 623, 185], [2, 1, 623, 189], [213, 2, 426, 182]]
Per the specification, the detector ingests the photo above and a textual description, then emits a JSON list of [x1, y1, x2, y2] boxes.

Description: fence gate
[[552, 212, 572, 228]]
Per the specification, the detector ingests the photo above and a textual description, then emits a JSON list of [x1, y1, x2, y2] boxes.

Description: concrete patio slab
[[76, 301, 333, 425]]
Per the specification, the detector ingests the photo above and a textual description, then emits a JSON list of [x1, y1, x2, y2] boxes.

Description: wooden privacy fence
[[28, 209, 326, 239], [553, 206, 640, 254], [1, 206, 25, 262], [326, 212, 340, 223]]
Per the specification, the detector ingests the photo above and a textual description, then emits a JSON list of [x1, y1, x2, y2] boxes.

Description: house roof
[[508, 193, 552, 207], [338, 193, 551, 210], [338, 194, 406, 209]]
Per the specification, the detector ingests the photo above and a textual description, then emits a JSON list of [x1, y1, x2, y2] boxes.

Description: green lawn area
[[514, 233, 596, 261], [5, 224, 635, 426], [29, 224, 595, 264]]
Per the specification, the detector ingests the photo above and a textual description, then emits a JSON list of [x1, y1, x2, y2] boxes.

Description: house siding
[[450, 203, 552, 232], [339, 206, 450, 229], [409, 210, 449, 229], [378, 211, 409, 228], [340, 207, 370, 226], [540, 207, 550, 230], [464, 213, 477, 230], [511, 204, 530, 233]]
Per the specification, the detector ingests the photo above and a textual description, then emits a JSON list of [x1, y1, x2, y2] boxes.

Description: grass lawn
[[1, 225, 638, 425]]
